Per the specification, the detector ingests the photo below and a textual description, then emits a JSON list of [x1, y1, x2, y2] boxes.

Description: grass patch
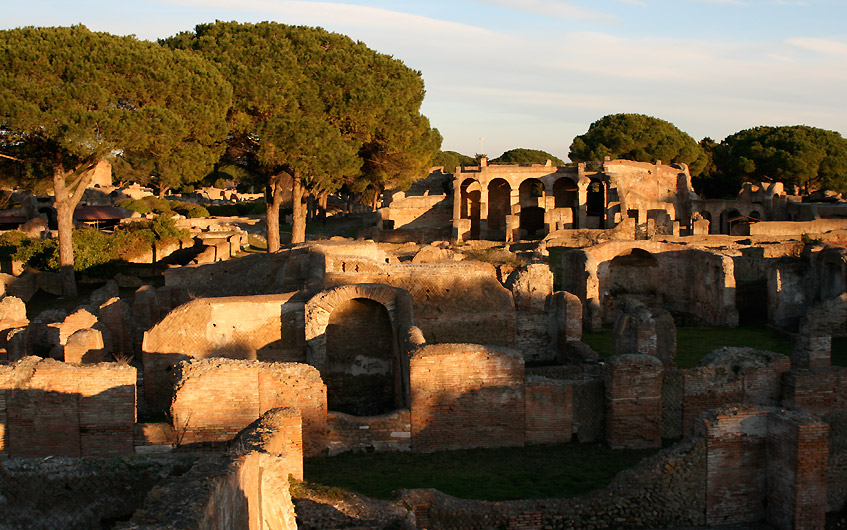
[[832, 338, 847, 367], [304, 443, 657, 501], [582, 326, 795, 369]]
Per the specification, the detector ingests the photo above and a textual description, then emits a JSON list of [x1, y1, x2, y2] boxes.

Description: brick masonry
[[171, 359, 326, 456], [326, 409, 411, 455], [410, 344, 525, 452], [0, 356, 135, 458], [605, 354, 663, 449]]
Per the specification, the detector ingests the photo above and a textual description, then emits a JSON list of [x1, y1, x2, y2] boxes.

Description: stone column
[[479, 182, 489, 238], [452, 175, 462, 241]]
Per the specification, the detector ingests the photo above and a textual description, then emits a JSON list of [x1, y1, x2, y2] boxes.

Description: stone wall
[[682, 348, 790, 436], [142, 293, 306, 414], [324, 259, 516, 348], [170, 359, 326, 457], [0, 357, 135, 458], [401, 435, 708, 529], [410, 344, 524, 452], [561, 241, 738, 329], [783, 367, 847, 416], [326, 409, 411, 455], [507, 264, 554, 361]]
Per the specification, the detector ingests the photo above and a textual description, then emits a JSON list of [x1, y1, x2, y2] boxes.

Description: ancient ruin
[[4, 158, 847, 529]]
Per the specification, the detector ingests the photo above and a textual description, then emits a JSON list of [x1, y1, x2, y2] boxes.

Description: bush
[[117, 199, 151, 215]]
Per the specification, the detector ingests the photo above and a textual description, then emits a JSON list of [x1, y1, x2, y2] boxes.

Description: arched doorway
[[519, 178, 545, 237], [586, 179, 606, 228], [325, 298, 396, 416], [461, 179, 481, 240], [719, 208, 740, 235], [553, 177, 579, 228], [607, 248, 659, 320], [488, 178, 511, 236]]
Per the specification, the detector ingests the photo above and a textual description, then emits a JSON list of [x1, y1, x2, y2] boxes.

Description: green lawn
[[304, 443, 657, 501], [582, 326, 796, 369]]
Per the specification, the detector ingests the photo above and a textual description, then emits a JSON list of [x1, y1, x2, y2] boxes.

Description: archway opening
[[586, 179, 606, 228], [488, 178, 511, 234], [553, 178, 579, 228], [325, 298, 396, 416], [519, 178, 546, 236], [461, 179, 481, 240], [720, 208, 741, 235], [607, 249, 659, 319]]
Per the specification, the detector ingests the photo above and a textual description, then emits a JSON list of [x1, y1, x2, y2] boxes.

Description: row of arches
[[459, 176, 607, 240]]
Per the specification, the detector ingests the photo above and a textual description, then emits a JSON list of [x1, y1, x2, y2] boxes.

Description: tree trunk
[[266, 176, 284, 253], [318, 190, 328, 225], [52, 163, 96, 297], [291, 173, 307, 244]]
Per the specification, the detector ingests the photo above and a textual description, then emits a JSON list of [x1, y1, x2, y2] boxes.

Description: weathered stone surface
[[613, 296, 676, 365], [64, 327, 107, 364]]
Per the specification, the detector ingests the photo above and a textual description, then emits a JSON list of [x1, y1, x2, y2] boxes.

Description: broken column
[[613, 296, 676, 365]]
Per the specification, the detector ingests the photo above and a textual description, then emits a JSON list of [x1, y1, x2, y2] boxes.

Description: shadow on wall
[[2, 386, 135, 459]]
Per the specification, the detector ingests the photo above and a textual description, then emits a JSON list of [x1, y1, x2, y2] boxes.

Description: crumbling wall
[[506, 264, 554, 361], [564, 242, 738, 329], [0, 455, 198, 530], [142, 293, 307, 415], [324, 259, 516, 348], [410, 344, 524, 452], [163, 247, 320, 298], [143, 293, 306, 362], [170, 359, 326, 456], [682, 347, 790, 436], [0, 357, 135, 458], [402, 435, 707, 529], [612, 297, 676, 365], [702, 406, 828, 530]]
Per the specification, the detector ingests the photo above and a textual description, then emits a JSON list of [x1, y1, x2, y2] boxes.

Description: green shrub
[[117, 199, 151, 215]]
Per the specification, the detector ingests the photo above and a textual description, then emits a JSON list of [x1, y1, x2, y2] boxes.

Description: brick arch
[[305, 283, 416, 409]]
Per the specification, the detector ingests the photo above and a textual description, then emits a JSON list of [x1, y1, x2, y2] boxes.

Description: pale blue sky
[[5, 0, 847, 161]]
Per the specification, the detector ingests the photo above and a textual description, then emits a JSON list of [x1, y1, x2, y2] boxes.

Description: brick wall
[[410, 344, 524, 452], [232, 407, 304, 482], [524, 377, 572, 445], [0, 357, 135, 458], [767, 412, 829, 530], [683, 348, 790, 436], [702, 406, 828, 530], [171, 359, 327, 456], [605, 354, 662, 449], [326, 409, 411, 455], [783, 366, 847, 416]]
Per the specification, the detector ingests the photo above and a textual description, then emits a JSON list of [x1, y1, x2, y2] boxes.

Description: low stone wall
[[0, 455, 198, 530], [0, 357, 135, 459], [747, 219, 847, 236], [402, 435, 707, 529], [326, 409, 411, 455], [170, 359, 326, 457], [410, 344, 524, 453]]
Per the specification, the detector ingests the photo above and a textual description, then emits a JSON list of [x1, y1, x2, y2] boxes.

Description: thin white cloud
[[693, 0, 747, 5], [787, 37, 847, 57], [474, 0, 619, 23], [770, 0, 808, 5], [616, 0, 646, 5]]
